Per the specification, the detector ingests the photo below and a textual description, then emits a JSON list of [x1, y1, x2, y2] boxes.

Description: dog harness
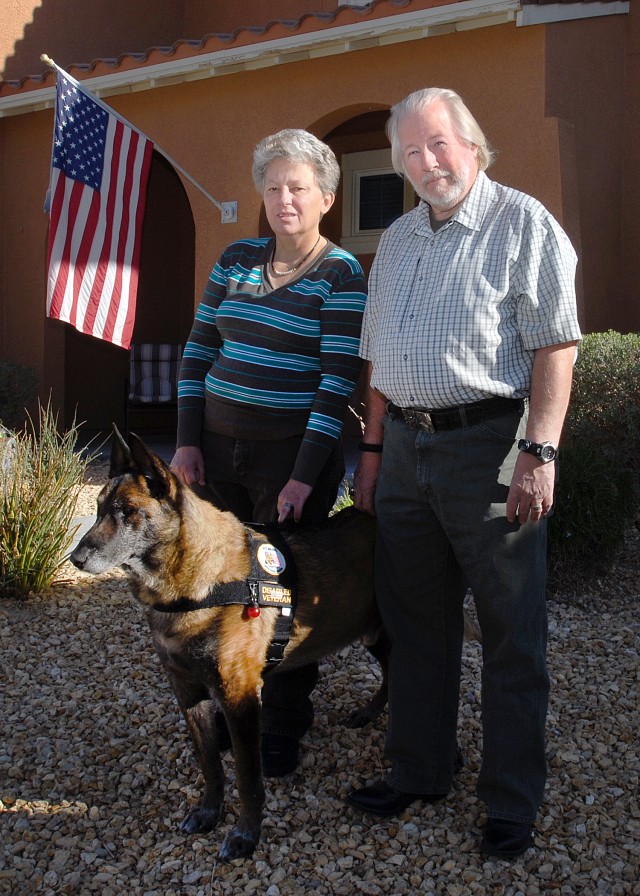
[[150, 525, 297, 668]]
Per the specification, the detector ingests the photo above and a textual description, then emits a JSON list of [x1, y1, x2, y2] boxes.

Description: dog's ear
[[109, 424, 135, 478], [128, 431, 173, 500]]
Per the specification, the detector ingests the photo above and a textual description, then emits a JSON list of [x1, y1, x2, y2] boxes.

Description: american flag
[[46, 72, 154, 349]]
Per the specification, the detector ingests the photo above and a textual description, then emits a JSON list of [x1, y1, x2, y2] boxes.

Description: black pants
[[200, 429, 345, 739]]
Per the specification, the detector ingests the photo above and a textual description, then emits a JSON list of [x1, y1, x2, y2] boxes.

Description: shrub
[[0, 359, 38, 431], [563, 330, 640, 475], [548, 442, 636, 587], [548, 330, 640, 588], [0, 404, 92, 598]]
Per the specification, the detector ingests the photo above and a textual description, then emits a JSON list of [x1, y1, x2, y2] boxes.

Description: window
[[341, 149, 415, 254]]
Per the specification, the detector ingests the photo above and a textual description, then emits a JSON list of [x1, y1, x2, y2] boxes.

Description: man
[[347, 87, 581, 859]]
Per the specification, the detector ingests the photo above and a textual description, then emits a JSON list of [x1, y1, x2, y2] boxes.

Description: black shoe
[[261, 733, 300, 778], [346, 779, 447, 817], [481, 819, 534, 859]]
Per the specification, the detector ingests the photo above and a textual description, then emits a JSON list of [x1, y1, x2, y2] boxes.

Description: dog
[[71, 427, 480, 860]]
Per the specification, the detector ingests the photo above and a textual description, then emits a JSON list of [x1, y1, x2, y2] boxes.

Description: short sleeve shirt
[[359, 171, 581, 408]]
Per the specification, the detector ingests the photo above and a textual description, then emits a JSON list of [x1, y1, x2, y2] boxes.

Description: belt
[[387, 397, 525, 433]]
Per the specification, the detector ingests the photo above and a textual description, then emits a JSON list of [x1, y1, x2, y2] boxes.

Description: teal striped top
[[177, 238, 367, 486]]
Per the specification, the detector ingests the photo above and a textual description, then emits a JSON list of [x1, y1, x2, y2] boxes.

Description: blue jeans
[[375, 407, 549, 824]]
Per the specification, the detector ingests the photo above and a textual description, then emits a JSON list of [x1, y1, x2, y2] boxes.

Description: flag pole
[[41, 54, 226, 214]]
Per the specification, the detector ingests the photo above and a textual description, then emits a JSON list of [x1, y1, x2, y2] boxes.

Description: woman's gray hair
[[387, 87, 496, 174], [252, 129, 340, 195]]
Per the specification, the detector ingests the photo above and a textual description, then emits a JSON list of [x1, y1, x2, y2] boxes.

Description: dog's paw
[[344, 707, 376, 728], [344, 695, 386, 729], [219, 827, 259, 861], [179, 805, 221, 834]]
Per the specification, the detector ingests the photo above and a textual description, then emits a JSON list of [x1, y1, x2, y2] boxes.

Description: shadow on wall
[[2, 1, 186, 83], [1, 1, 348, 84]]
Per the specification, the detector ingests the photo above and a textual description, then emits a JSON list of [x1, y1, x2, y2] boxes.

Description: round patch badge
[[257, 543, 286, 576]]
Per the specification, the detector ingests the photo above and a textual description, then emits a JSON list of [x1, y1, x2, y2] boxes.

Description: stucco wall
[[1, 1, 360, 84], [0, 21, 568, 430], [123, 23, 563, 305], [546, 15, 631, 333], [1, 0, 185, 82], [2, 12, 631, 432], [0, 108, 53, 380]]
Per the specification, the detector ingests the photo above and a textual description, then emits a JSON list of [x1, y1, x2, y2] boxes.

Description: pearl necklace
[[269, 235, 321, 277]]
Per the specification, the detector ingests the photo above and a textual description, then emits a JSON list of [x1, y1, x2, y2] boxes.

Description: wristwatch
[[518, 439, 558, 463]]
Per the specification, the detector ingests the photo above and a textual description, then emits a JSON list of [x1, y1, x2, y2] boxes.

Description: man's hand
[[506, 341, 577, 523], [352, 452, 381, 516], [506, 451, 555, 524]]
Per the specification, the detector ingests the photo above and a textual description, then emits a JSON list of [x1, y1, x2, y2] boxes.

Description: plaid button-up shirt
[[360, 171, 581, 409]]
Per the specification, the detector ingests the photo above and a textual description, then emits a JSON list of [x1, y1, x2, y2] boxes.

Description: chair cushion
[[128, 343, 182, 404]]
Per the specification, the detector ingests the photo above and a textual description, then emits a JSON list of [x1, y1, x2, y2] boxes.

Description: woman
[[171, 129, 367, 776]]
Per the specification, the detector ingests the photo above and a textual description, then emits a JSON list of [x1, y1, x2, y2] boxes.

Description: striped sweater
[[177, 238, 367, 486]]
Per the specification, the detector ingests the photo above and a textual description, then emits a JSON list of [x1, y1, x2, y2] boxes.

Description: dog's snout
[[69, 545, 87, 569]]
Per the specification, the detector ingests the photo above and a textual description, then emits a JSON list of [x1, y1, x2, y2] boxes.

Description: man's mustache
[[422, 169, 451, 186]]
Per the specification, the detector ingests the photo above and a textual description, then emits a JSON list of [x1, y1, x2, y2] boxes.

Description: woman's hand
[[277, 479, 313, 523], [171, 445, 206, 487]]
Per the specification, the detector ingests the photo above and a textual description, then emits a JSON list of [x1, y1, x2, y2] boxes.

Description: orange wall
[[1, 1, 185, 82], [2, 14, 633, 432], [0, 107, 58, 400], [546, 16, 631, 333], [2, 0, 353, 84], [136, 23, 565, 304], [621, 2, 640, 331]]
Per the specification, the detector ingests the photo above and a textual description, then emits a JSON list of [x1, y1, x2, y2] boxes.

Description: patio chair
[[125, 343, 182, 438]]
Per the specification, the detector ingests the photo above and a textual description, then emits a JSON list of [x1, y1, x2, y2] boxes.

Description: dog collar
[[151, 525, 297, 666]]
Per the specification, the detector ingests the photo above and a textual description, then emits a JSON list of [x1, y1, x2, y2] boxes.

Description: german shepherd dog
[[71, 427, 480, 860]]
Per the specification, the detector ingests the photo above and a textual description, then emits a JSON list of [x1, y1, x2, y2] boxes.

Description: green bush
[[0, 359, 38, 431], [548, 330, 640, 588], [0, 404, 92, 598], [563, 330, 640, 474], [548, 442, 636, 586]]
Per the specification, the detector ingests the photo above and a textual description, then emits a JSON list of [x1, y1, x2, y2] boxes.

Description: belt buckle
[[408, 409, 435, 433]]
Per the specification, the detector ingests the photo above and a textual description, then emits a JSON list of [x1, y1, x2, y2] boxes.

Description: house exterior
[[0, 0, 636, 433]]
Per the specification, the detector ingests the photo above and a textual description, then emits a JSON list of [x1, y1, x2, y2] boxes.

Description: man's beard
[[414, 165, 470, 213]]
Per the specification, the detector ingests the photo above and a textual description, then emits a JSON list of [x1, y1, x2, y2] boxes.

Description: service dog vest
[[150, 525, 297, 667]]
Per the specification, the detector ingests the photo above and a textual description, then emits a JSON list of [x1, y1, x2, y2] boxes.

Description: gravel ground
[[1, 463, 638, 895]]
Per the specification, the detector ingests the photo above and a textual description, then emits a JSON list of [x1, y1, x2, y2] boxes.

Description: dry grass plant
[[0, 404, 93, 597]]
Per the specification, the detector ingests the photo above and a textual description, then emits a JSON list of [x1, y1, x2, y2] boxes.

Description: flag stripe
[[104, 125, 133, 342], [118, 136, 154, 347], [46, 72, 154, 349], [71, 187, 101, 328], [105, 126, 138, 343], [82, 118, 124, 336]]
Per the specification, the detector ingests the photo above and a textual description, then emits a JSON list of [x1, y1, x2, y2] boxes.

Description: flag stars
[[52, 78, 109, 190]]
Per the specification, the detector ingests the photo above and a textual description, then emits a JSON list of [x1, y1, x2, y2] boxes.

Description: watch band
[[358, 442, 383, 453], [517, 439, 557, 463]]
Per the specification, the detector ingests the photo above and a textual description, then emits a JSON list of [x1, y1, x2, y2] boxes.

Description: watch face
[[540, 445, 556, 461]]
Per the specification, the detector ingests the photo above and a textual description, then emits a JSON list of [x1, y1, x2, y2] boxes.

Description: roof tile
[[0, 0, 620, 95]]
